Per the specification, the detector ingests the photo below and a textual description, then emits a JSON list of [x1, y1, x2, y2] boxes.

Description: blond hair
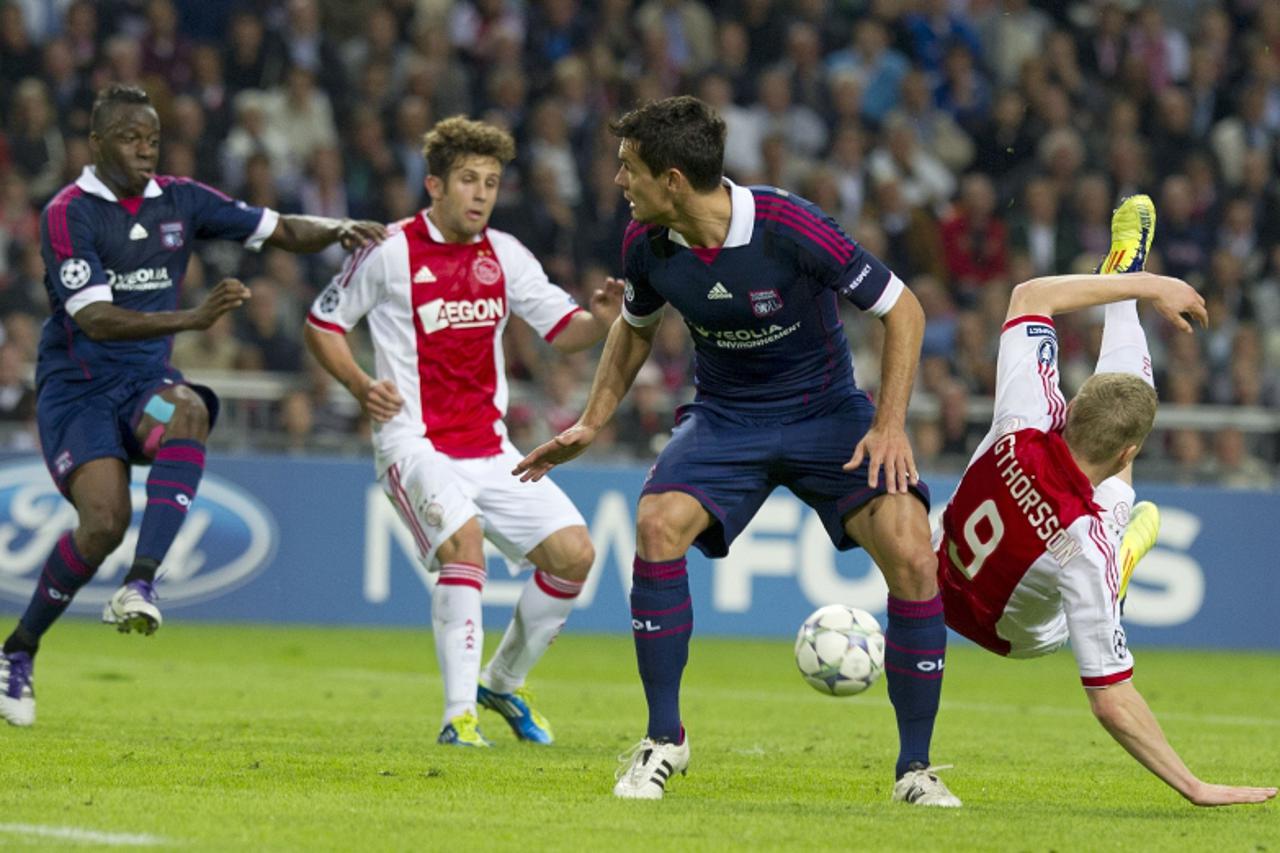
[[1063, 373, 1158, 465], [421, 116, 516, 180]]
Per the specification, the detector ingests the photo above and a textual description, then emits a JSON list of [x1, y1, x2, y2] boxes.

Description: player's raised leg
[[103, 384, 212, 635], [478, 524, 592, 745], [845, 493, 961, 807], [612, 490, 707, 799], [2, 458, 132, 726], [1094, 194, 1161, 610]]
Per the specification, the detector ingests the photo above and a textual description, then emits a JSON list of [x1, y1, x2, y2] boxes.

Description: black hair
[[90, 84, 153, 134], [608, 96, 725, 192]]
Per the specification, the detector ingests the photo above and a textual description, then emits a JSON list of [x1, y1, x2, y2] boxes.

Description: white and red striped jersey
[[307, 211, 581, 471], [935, 314, 1135, 688]]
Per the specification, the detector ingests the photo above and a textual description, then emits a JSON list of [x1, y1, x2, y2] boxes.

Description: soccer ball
[[794, 604, 885, 696]]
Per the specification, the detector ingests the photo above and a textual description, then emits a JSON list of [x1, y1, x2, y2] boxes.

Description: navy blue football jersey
[[621, 181, 904, 406], [37, 167, 276, 385]]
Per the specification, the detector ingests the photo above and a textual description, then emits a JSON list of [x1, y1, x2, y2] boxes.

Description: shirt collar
[[422, 209, 484, 244], [75, 165, 163, 202], [667, 178, 755, 250]]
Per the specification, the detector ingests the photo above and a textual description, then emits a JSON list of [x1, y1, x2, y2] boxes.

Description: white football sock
[[1096, 300, 1155, 389], [481, 570, 583, 694], [433, 562, 486, 725]]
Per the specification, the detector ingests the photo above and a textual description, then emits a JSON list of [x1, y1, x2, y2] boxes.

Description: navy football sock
[[631, 556, 692, 743], [133, 439, 205, 573], [884, 594, 947, 779], [16, 532, 98, 642]]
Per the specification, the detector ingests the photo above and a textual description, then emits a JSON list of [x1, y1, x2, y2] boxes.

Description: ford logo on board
[[0, 461, 277, 610]]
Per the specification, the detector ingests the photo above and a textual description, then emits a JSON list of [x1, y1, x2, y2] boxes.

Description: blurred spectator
[[236, 277, 303, 373], [140, 0, 193, 91], [42, 37, 93, 134], [274, 0, 345, 99], [616, 362, 673, 459], [934, 42, 991, 140], [634, 0, 717, 78], [895, 68, 973, 174], [0, 6, 41, 100], [0, 340, 36, 449], [866, 174, 946, 282], [264, 65, 338, 180], [7, 78, 65, 204], [979, 0, 1052, 88], [1009, 176, 1076, 276], [298, 146, 350, 270], [774, 21, 827, 114], [1128, 4, 1189, 93], [1208, 428, 1274, 489], [867, 115, 954, 214], [749, 67, 827, 159], [700, 70, 763, 181], [223, 8, 279, 95], [940, 172, 1008, 295], [221, 89, 295, 192], [902, 0, 981, 74], [825, 17, 907, 126], [171, 314, 243, 373]]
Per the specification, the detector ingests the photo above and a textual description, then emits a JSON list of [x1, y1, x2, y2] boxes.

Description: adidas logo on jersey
[[707, 282, 732, 300], [413, 265, 436, 284], [129, 223, 148, 240]]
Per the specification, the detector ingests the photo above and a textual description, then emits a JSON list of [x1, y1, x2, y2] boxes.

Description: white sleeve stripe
[[865, 273, 904, 317], [244, 208, 280, 251], [622, 304, 664, 327], [66, 284, 113, 316]]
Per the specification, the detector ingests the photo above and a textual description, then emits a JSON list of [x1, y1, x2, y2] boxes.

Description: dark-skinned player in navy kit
[[0, 85, 384, 728]]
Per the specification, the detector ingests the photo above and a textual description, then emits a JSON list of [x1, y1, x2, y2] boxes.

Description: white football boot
[[102, 580, 162, 635], [613, 735, 690, 799], [892, 763, 962, 807], [0, 651, 35, 727]]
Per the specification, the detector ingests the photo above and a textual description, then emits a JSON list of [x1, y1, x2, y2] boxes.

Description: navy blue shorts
[[641, 391, 930, 558], [36, 367, 219, 498]]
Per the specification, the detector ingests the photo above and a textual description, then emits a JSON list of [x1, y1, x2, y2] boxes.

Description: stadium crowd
[[0, 0, 1276, 484]]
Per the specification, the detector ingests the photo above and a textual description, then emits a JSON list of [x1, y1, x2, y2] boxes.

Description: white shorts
[[380, 441, 586, 572]]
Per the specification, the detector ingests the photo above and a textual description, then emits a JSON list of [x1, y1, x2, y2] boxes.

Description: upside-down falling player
[[934, 195, 1276, 806]]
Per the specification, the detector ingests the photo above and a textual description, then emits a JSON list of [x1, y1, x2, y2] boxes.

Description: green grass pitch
[[0, 619, 1276, 851]]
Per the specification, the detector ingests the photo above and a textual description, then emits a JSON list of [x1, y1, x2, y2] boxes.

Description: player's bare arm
[[74, 277, 251, 341], [303, 323, 404, 423], [845, 286, 925, 495], [266, 215, 387, 253], [515, 314, 659, 482], [549, 276, 626, 353], [1087, 681, 1277, 806], [1006, 272, 1207, 330]]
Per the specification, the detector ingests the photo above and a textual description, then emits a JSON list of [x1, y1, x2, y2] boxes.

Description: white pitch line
[[0, 823, 169, 847]]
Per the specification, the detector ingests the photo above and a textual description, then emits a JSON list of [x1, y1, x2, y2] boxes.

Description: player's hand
[[358, 378, 404, 422], [191, 278, 251, 330], [513, 423, 597, 482], [1185, 781, 1277, 807], [588, 277, 627, 326], [1148, 276, 1208, 333], [844, 421, 919, 495], [336, 219, 387, 251]]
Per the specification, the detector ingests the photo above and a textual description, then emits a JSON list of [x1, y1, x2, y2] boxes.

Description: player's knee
[[894, 547, 941, 593], [634, 508, 685, 561], [165, 388, 210, 439], [76, 499, 131, 561], [551, 531, 595, 582]]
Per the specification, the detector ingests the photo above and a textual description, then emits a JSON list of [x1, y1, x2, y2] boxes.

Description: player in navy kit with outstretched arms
[[0, 85, 384, 728], [516, 96, 958, 806]]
